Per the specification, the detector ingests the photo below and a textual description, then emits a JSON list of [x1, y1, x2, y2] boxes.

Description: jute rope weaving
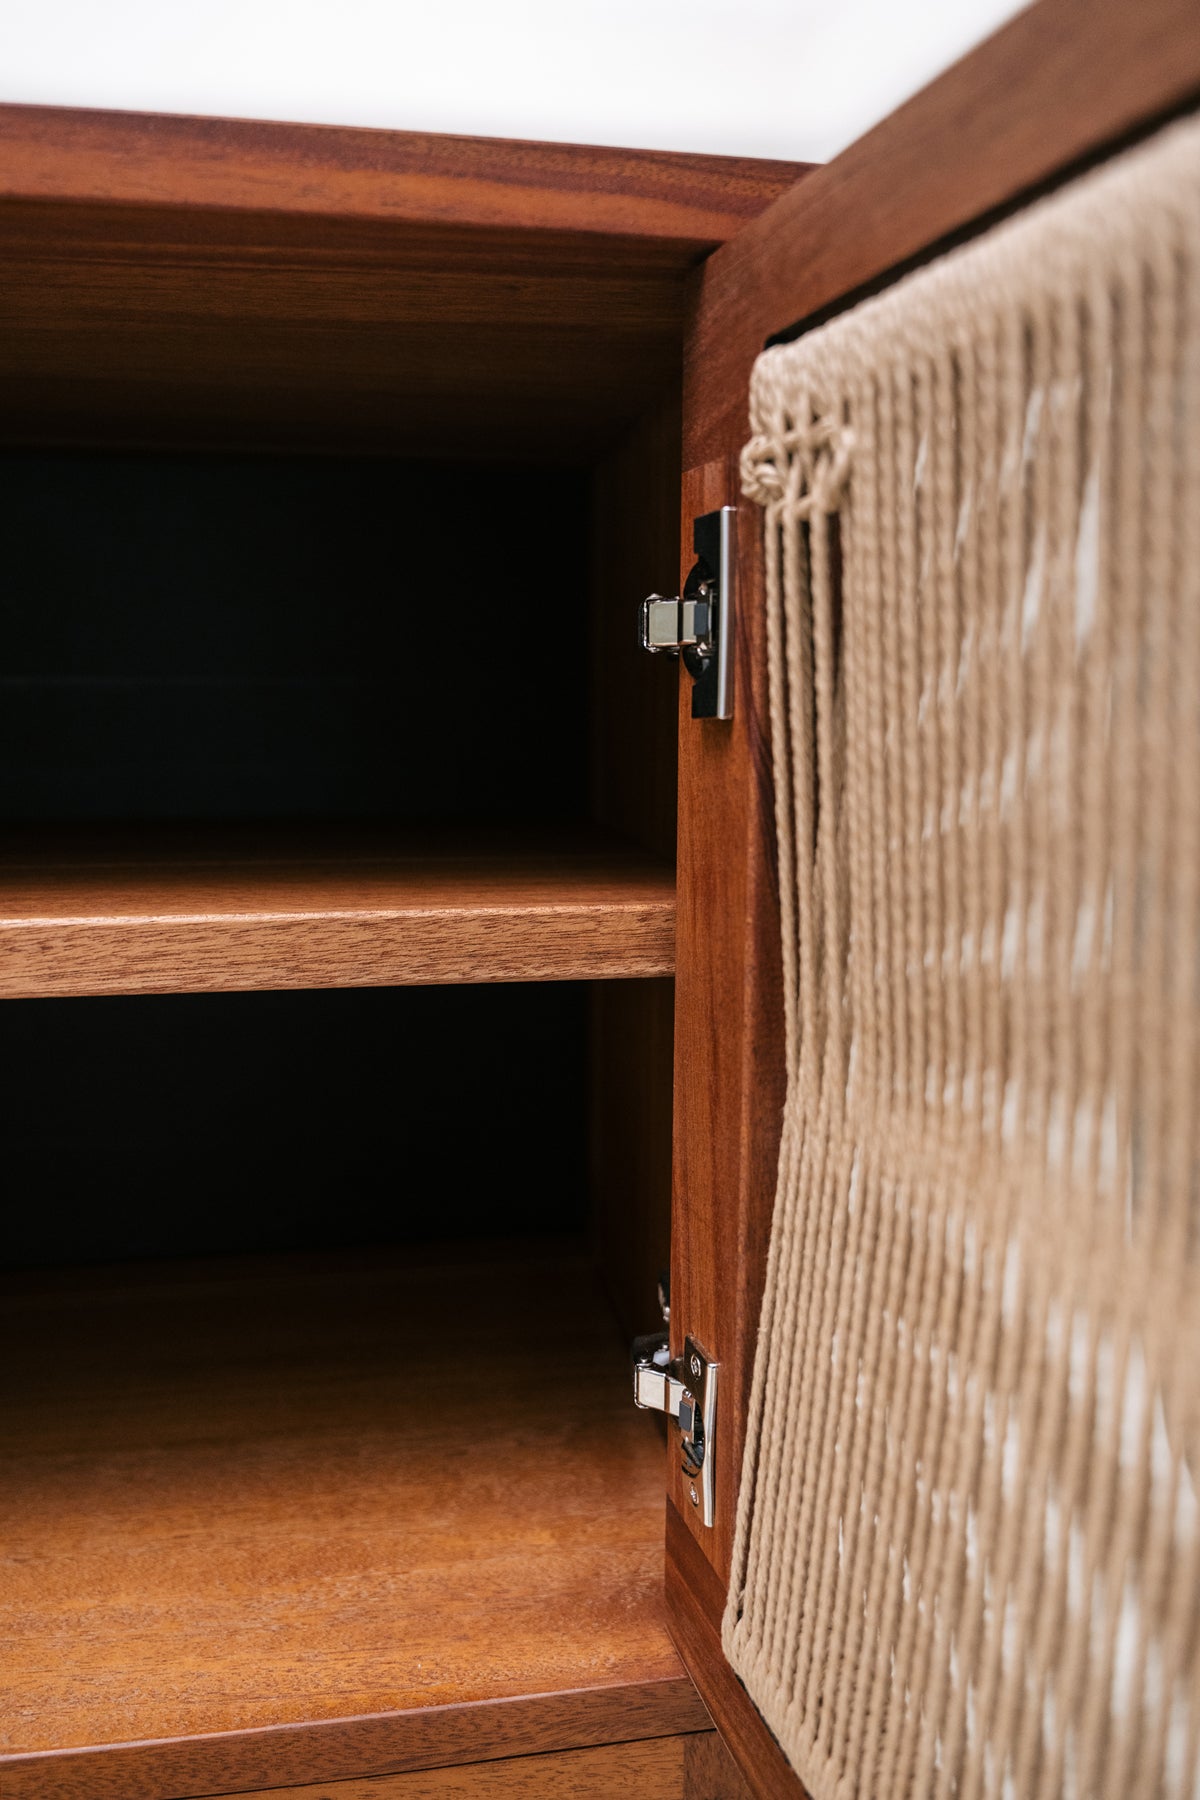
[[728, 115, 1200, 1800]]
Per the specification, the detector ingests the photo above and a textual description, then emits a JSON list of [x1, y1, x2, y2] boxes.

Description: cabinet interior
[[2, 448, 588, 829], [0, 110, 722, 1791], [0, 423, 679, 1285]]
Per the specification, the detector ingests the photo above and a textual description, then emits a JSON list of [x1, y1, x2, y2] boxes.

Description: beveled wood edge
[[684, 0, 1200, 463], [0, 827, 678, 994], [0, 102, 809, 248], [0, 911, 676, 997], [665, 1506, 806, 1800], [0, 1675, 712, 1800], [198, 1732, 725, 1800]]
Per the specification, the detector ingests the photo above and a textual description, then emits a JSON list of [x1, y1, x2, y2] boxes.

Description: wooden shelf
[[0, 826, 675, 997], [0, 1242, 703, 1800]]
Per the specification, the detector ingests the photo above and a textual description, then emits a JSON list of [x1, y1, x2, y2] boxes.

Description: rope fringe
[[727, 113, 1200, 1800]]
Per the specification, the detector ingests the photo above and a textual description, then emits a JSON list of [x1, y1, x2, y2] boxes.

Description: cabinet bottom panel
[[0, 1241, 698, 1800]]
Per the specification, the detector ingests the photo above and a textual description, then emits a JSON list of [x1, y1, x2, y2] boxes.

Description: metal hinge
[[638, 506, 736, 721], [632, 1277, 719, 1528]]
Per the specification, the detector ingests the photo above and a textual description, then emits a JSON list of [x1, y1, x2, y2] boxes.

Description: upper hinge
[[638, 505, 736, 721]]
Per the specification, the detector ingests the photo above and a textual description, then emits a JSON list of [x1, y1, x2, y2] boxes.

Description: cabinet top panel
[[0, 102, 805, 246], [0, 105, 808, 457], [0, 1243, 707, 1798]]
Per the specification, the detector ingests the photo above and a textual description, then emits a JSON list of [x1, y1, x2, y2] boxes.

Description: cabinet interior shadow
[[1, 983, 587, 1269], [0, 450, 587, 824]]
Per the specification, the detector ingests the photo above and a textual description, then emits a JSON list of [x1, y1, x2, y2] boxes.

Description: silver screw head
[[689, 1483, 700, 1506], [689, 1352, 702, 1380]]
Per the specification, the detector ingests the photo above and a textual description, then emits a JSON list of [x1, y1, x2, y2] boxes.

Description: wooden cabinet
[[0, 101, 794, 1800], [3, 6, 1199, 1796]]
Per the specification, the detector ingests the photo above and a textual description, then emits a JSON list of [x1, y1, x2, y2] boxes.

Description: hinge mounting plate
[[638, 506, 736, 721]]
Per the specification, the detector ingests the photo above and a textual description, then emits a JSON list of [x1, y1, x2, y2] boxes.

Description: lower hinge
[[632, 1288, 719, 1529]]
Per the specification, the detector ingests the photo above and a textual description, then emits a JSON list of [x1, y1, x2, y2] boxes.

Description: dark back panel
[[1, 982, 587, 1269], [0, 450, 587, 823]]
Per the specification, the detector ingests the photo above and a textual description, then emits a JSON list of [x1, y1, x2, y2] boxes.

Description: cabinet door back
[[669, 3, 1200, 1792]]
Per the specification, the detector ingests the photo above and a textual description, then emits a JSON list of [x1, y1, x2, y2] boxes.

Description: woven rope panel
[[728, 116, 1200, 1800]]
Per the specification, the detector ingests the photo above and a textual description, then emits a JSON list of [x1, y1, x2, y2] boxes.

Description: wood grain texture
[[0, 105, 805, 460], [667, 462, 784, 1582], [683, 1725, 758, 1800], [204, 1728, 761, 1800], [0, 1691, 708, 1800], [0, 1243, 709, 1800], [0, 104, 805, 242], [666, 1507, 805, 1800], [683, 0, 1200, 467], [0, 826, 675, 996], [179, 1734, 696, 1799]]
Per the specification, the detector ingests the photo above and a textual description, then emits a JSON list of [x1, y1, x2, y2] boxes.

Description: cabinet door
[[665, 2, 1200, 1793]]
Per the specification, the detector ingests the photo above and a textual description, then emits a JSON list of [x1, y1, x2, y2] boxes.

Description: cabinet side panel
[[588, 390, 681, 1338], [589, 385, 681, 863], [589, 978, 675, 1343]]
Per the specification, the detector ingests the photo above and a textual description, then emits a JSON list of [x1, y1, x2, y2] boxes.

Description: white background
[[1, 0, 1025, 162]]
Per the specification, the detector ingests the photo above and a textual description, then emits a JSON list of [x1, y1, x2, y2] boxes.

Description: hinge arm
[[633, 1358, 684, 1416]]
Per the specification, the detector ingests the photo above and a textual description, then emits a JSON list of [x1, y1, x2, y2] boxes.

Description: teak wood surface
[[0, 105, 802, 242], [0, 105, 805, 460], [218, 1737, 696, 1800], [3, 1691, 711, 1800], [205, 1728, 752, 1800], [666, 1509, 801, 1800], [0, 1243, 707, 1800], [667, 0, 1200, 1792], [0, 826, 675, 996]]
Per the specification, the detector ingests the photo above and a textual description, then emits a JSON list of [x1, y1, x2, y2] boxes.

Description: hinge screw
[[689, 1352, 703, 1381], [689, 1482, 700, 1507]]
